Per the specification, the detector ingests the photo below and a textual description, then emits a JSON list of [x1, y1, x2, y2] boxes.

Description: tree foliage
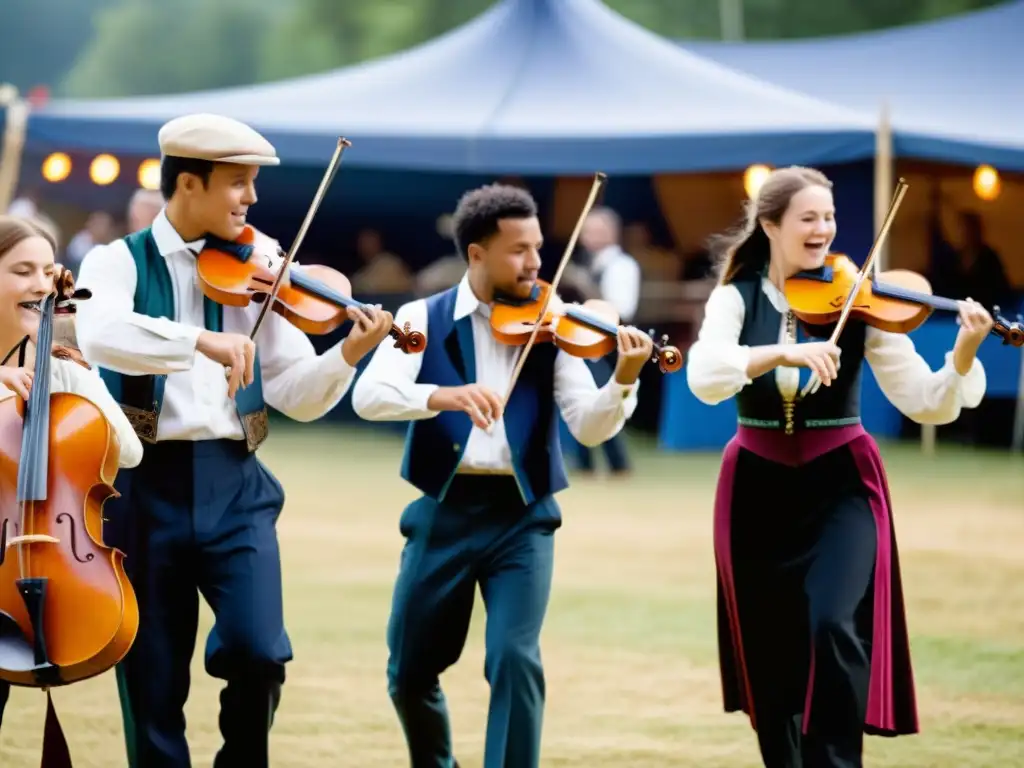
[[0, 0, 1001, 98]]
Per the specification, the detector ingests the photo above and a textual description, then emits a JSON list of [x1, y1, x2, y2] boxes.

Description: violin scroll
[[52, 265, 93, 369], [992, 307, 1024, 348], [648, 330, 683, 374], [393, 322, 427, 354], [53, 264, 91, 314]]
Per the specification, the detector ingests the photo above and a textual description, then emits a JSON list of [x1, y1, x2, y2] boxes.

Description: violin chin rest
[[0, 611, 35, 673]]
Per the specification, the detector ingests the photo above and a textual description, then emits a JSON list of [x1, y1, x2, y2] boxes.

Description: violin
[[785, 252, 1024, 347], [490, 279, 683, 373], [196, 225, 426, 353], [0, 270, 139, 766]]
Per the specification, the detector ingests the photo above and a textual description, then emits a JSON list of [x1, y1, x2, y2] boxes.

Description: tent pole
[[0, 84, 29, 214], [873, 102, 930, 453], [719, 0, 745, 41], [873, 101, 892, 275]]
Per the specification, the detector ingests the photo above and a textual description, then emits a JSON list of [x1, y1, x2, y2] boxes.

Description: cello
[[0, 270, 139, 766]]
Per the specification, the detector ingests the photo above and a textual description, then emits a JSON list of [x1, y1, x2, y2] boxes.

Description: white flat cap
[[158, 113, 279, 166]]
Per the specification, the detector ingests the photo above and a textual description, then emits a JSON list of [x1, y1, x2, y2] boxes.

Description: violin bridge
[[5, 534, 60, 547]]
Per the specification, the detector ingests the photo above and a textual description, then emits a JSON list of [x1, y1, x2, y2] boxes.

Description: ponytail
[[709, 204, 770, 284]]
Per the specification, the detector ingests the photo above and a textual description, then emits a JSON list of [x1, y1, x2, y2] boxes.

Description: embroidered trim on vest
[[100, 228, 269, 452]]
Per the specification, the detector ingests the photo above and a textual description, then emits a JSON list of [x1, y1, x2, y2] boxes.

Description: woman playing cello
[[686, 166, 991, 768], [0, 215, 143, 732]]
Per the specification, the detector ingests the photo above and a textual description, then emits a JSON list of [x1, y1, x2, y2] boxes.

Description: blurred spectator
[[350, 228, 414, 293], [574, 205, 641, 476], [65, 211, 115, 277], [623, 221, 679, 280], [414, 213, 465, 295], [7, 188, 39, 219], [128, 188, 164, 232], [929, 210, 1014, 312]]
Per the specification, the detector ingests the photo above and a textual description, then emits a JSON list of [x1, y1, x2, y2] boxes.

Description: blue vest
[[399, 286, 567, 505], [96, 228, 270, 451]]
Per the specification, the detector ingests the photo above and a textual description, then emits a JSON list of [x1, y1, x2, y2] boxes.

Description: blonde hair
[[710, 166, 832, 284]]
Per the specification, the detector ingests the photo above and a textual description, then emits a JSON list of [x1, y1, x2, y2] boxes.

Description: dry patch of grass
[[1, 426, 1021, 767]]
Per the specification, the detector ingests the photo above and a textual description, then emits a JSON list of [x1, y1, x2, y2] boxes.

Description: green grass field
[[1, 425, 1022, 767]]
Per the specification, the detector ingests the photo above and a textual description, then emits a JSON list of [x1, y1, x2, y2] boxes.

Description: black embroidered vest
[[733, 276, 866, 431]]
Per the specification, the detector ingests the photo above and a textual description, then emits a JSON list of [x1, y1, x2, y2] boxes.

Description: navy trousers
[[387, 475, 561, 768], [573, 356, 629, 473], [104, 438, 290, 768]]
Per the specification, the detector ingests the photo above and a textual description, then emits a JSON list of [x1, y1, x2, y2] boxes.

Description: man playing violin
[[72, 113, 394, 768], [687, 166, 991, 768], [352, 182, 654, 768]]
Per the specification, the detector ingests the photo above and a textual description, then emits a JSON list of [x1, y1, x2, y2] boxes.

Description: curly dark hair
[[450, 183, 538, 261]]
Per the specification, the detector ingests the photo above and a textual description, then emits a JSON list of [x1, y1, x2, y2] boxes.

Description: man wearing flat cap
[[74, 113, 394, 768]]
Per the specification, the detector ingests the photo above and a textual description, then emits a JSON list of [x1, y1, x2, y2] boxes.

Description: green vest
[[96, 227, 269, 452]]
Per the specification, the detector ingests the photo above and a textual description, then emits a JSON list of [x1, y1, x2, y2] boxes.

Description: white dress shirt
[[73, 210, 357, 442], [0, 356, 144, 469], [686, 278, 987, 425], [352, 274, 639, 472], [589, 245, 641, 323]]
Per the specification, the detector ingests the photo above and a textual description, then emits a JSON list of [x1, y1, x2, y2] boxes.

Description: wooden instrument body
[[0, 392, 138, 686], [196, 225, 427, 353], [490, 280, 619, 360], [785, 253, 935, 334], [197, 247, 354, 336]]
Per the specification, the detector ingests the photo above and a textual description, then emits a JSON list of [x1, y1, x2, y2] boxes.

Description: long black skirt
[[713, 425, 919, 765]]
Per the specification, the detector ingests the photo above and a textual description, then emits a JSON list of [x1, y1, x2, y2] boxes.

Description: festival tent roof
[[24, 0, 876, 174], [678, 1, 1024, 171]]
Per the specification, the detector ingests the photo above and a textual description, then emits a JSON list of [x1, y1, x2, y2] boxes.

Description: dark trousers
[[387, 476, 561, 768], [573, 356, 629, 473], [0, 679, 6, 727], [104, 438, 290, 768], [730, 447, 878, 768]]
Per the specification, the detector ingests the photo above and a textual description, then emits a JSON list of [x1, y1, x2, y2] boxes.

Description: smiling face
[[468, 216, 543, 300], [762, 183, 836, 275], [177, 162, 259, 241], [0, 234, 56, 346]]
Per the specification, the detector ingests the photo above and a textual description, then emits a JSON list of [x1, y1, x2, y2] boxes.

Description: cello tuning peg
[[660, 333, 669, 345]]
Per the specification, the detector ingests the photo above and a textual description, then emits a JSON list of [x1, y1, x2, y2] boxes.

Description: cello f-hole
[[55, 514, 94, 564]]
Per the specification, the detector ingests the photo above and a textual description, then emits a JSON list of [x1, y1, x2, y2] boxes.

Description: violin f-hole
[[56, 513, 95, 564], [0, 519, 6, 566]]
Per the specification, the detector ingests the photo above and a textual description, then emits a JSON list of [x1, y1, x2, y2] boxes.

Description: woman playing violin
[[686, 166, 991, 768], [352, 182, 655, 768], [0, 215, 143, 730]]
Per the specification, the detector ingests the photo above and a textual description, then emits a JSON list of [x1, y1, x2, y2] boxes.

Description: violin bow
[[248, 137, 351, 342], [800, 178, 909, 398], [499, 172, 608, 412]]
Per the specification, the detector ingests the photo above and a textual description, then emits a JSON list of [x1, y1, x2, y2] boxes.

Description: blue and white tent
[[25, 0, 875, 174], [680, 1, 1024, 170]]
